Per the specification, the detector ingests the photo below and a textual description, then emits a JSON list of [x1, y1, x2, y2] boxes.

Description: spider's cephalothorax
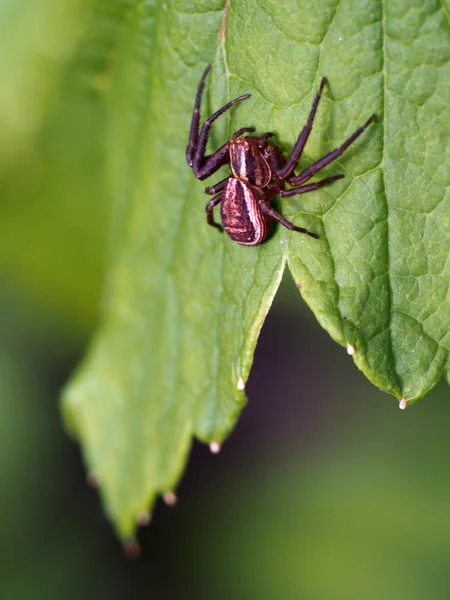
[[186, 64, 375, 246]]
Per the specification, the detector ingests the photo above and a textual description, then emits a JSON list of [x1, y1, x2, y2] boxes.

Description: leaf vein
[[381, 0, 402, 396]]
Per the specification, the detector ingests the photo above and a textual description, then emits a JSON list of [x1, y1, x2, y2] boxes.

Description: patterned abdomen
[[221, 179, 272, 246]]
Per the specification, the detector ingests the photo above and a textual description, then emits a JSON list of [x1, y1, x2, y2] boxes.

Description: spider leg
[[206, 192, 224, 231], [186, 65, 211, 167], [187, 69, 250, 179], [205, 177, 230, 195], [259, 202, 319, 239], [288, 115, 376, 186], [275, 78, 326, 180], [233, 127, 255, 140], [193, 143, 231, 181], [280, 174, 344, 198], [192, 92, 250, 180], [261, 132, 275, 141]]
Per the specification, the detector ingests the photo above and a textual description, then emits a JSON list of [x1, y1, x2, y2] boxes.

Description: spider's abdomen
[[221, 179, 272, 246], [230, 139, 271, 187]]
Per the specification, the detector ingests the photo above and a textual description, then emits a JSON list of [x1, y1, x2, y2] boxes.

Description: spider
[[186, 65, 375, 246]]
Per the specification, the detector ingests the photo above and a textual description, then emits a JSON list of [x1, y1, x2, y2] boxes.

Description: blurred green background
[[2, 274, 450, 599], [1, 1, 450, 599]]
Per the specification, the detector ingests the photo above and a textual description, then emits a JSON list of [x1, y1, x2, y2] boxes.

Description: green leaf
[[62, 0, 449, 536]]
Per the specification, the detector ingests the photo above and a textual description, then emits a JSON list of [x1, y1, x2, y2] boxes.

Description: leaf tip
[[123, 539, 141, 559], [346, 343, 356, 356], [86, 473, 99, 488], [399, 397, 408, 410], [163, 492, 178, 506], [137, 512, 151, 526], [209, 441, 221, 454]]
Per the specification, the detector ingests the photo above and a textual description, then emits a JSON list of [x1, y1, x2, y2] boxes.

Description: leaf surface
[[62, 0, 449, 536]]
